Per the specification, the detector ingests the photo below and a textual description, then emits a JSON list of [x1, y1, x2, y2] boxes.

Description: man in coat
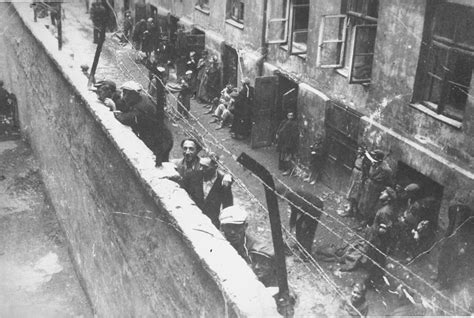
[[196, 156, 233, 228], [275, 111, 299, 176], [230, 78, 254, 140], [114, 81, 173, 166], [358, 149, 393, 226]]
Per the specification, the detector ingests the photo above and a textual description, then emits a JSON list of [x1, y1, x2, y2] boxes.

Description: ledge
[[409, 103, 463, 129], [225, 18, 244, 30], [194, 6, 210, 15]]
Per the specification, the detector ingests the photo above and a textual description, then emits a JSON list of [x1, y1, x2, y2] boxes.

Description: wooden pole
[[57, 1, 62, 50], [236, 152, 294, 318], [88, 29, 105, 86]]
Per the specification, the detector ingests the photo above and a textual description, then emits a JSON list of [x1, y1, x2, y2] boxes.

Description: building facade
[[121, 0, 474, 228]]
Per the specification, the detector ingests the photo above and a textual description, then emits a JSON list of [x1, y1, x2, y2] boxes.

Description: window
[[266, 0, 309, 56], [317, 0, 378, 84], [195, 0, 209, 11], [413, 1, 474, 123], [227, 0, 244, 25]]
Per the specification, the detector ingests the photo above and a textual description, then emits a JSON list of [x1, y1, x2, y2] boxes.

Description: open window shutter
[[265, 0, 290, 44], [289, 3, 309, 55], [251, 76, 279, 148], [348, 24, 377, 84], [316, 15, 348, 68]]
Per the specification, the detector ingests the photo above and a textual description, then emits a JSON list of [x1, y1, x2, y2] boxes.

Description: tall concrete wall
[[0, 3, 277, 317]]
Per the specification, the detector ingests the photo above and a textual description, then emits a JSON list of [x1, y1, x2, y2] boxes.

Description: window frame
[[265, 0, 309, 57], [316, 14, 348, 68], [413, 1, 474, 123], [195, 0, 210, 11], [227, 0, 245, 25], [316, 0, 378, 84]]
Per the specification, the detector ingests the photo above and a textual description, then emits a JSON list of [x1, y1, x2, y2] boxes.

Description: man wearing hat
[[219, 206, 257, 264], [249, 241, 277, 287], [114, 81, 173, 166], [357, 149, 393, 227], [94, 80, 127, 112]]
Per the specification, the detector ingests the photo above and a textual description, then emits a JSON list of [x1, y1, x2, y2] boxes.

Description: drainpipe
[[258, 0, 269, 76]]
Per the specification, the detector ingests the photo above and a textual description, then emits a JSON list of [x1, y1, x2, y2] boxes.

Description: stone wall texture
[[0, 3, 277, 317]]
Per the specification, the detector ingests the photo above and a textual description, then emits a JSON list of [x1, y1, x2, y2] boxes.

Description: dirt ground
[[0, 138, 92, 318], [9, 1, 472, 316]]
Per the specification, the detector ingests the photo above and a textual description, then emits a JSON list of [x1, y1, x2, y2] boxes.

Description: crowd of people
[[79, 6, 474, 315]]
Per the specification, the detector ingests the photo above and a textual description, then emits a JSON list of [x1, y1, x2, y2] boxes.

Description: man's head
[[369, 149, 385, 163], [241, 77, 251, 86], [95, 80, 116, 101], [120, 81, 142, 106], [181, 138, 202, 163], [200, 156, 218, 181], [350, 282, 367, 304], [249, 242, 275, 285], [219, 206, 248, 245], [379, 186, 396, 203]]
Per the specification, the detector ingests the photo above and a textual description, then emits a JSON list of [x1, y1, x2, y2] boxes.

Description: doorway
[[223, 44, 238, 88], [322, 101, 362, 193], [396, 161, 444, 227], [276, 72, 298, 124]]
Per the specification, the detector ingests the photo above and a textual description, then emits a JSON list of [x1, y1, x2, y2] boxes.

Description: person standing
[[275, 112, 299, 176], [114, 81, 173, 166], [0, 80, 10, 116], [122, 10, 133, 44], [176, 71, 193, 119], [196, 51, 210, 103], [90, 0, 107, 44], [148, 66, 167, 121], [358, 150, 393, 226], [341, 144, 367, 218], [205, 56, 221, 103], [230, 78, 254, 140]]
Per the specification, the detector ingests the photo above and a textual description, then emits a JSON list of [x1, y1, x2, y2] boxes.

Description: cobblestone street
[[13, 1, 468, 315]]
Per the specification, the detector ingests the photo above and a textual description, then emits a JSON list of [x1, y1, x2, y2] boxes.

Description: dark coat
[[195, 172, 233, 228], [276, 119, 299, 154], [115, 94, 173, 165], [231, 86, 254, 137]]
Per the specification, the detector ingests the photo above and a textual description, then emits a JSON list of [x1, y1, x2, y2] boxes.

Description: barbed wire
[[53, 3, 471, 315]]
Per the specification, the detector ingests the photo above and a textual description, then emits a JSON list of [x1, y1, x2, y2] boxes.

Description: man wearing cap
[[249, 242, 277, 287], [195, 156, 233, 228], [358, 149, 393, 226], [114, 81, 173, 166], [219, 206, 257, 264], [94, 80, 126, 112], [372, 187, 397, 239]]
